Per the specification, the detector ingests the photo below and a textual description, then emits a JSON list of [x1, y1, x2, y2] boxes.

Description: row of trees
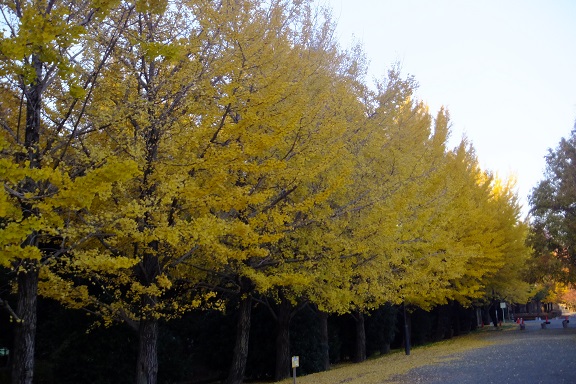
[[0, 1, 530, 383]]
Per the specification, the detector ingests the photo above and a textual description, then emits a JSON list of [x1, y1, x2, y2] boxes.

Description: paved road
[[393, 317, 576, 384]]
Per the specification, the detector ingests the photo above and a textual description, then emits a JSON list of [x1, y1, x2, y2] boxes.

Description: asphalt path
[[392, 317, 576, 384]]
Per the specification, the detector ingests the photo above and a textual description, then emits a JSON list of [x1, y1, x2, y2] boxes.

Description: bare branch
[[0, 297, 20, 321], [166, 246, 199, 269]]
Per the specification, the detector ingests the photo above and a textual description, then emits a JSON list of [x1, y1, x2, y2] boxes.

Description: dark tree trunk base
[[11, 268, 38, 384], [274, 298, 292, 381], [136, 319, 158, 384], [226, 296, 252, 384], [353, 312, 366, 363], [318, 310, 330, 371]]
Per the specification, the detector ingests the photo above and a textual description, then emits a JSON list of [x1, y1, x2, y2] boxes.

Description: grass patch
[[254, 326, 513, 384]]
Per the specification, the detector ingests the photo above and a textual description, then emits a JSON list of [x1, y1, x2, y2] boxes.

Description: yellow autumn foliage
[[0, 0, 531, 347]]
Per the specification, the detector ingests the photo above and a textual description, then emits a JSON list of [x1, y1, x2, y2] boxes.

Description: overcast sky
[[319, 0, 576, 218]]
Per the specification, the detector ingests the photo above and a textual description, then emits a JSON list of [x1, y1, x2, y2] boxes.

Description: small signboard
[[500, 302, 506, 309], [291, 356, 299, 368]]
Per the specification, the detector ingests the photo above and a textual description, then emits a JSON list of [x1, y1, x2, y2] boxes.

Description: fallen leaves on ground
[[255, 326, 513, 384]]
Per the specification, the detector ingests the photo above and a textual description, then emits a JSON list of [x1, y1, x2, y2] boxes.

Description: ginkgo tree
[[480, 178, 531, 304], [40, 2, 233, 382], [432, 148, 530, 307], [36, 1, 366, 383], [0, 2, 136, 383], [184, 3, 369, 383]]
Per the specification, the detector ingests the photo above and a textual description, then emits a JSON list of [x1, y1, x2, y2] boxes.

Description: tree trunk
[[353, 312, 366, 363], [452, 301, 461, 337], [380, 342, 390, 355], [318, 311, 330, 371], [11, 52, 43, 384], [274, 299, 292, 382], [24, 56, 42, 168], [443, 302, 454, 338], [136, 318, 158, 384], [434, 305, 448, 341], [376, 303, 396, 355], [226, 296, 252, 384], [11, 267, 38, 384], [403, 304, 411, 355]]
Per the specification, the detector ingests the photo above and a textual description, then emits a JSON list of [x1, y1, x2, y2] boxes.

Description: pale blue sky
[[320, 0, 576, 218]]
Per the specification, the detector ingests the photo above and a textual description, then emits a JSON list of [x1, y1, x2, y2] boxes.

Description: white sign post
[[291, 356, 299, 384], [500, 302, 506, 323]]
